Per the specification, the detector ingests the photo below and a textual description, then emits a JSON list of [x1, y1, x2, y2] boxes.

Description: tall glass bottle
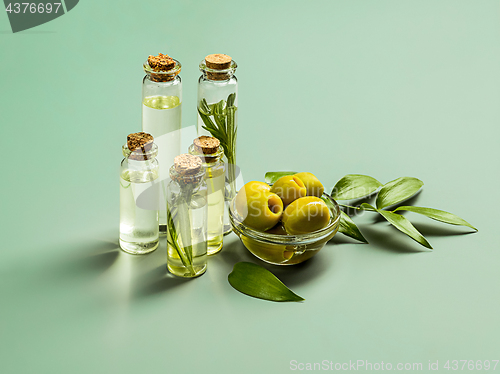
[[188, 136, 225, 255], [166, 154, 208, 278], [197, 54, 238, 235], [120, 132, 159, 255], [142, 53, 182, 235]]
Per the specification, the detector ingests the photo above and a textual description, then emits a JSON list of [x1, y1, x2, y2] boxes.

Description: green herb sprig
[[165, 183, 197, 276], [198, 93, 237, 163], [265, 172, 477, 250], [198, 94, 238, 193]]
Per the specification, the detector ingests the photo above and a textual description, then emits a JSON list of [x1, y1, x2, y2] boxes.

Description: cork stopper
[[174, 154, 202, 174], [148, 53, 175, 71], [193, 136, 220, 155], [146, 53, 179, 82], [126, 132, 155, 161], [205, 54, 232, 70], [204, 54, 233, 81]]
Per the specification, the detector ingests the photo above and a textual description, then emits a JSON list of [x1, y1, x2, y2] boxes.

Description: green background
[[1, 1, 499, 373]]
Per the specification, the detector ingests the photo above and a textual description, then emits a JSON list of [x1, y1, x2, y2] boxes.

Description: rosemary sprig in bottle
[[166, 184, 197, 277], [197, 93, 238, 198]]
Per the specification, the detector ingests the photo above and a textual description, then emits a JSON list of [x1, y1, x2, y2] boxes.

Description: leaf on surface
[[228, 262, 304, 302]]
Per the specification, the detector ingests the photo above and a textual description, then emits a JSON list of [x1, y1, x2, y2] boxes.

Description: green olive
[[235, 181, 283, 231], [294, 172, 324, 197], [270, 175, 307, 205], [282, 196, 331, 235]]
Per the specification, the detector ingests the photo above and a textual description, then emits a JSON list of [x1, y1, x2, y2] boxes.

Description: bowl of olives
[[229, 173, 341, 265]]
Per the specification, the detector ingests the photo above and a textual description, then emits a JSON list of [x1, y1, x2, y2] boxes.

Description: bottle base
[[207, 234, 223, 255], [119, 239, 159, 255], [207, 244, 223, 256], [223, 224, 232, 236], [167, 263, 207, 278]]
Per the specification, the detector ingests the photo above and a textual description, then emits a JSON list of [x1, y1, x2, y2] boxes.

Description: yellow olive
[[235, 182, 283, 231], [294, 172, 324, 197], [270, 175, 307, 205], [282, 196, 331, 235], [235, 181, 271, 214]]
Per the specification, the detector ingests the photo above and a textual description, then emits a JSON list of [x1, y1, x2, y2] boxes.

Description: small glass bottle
[[120, 132, 159, 254], [166, 154, 208, 277], [197, 54, 238, 235], [188, 136, 225, 255], [142, 53, 182, 235]]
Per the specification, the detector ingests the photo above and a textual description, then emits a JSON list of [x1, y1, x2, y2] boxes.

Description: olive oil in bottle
[[166, 154, 208, 277], [142, 53, 182, 235], [197, 54, 238, 236], [119, 133, 160, 254], [189, 136, 225, 255]]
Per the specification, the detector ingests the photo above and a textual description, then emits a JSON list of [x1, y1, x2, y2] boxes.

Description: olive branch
[[265, 172, 477, 250]]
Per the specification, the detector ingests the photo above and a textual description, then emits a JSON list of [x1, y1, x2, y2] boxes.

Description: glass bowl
[[229, 193, 341, 265]]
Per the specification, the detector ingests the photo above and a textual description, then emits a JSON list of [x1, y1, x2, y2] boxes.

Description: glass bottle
[[119, 132, 159, 255], [188, 136, 225, 255], [166, 154, 208, 277], [142, 53, 182, 235], [197, 54, 238, 235]]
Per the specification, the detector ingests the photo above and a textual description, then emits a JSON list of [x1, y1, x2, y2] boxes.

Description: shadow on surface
[[330, 233, 368, 245], [214, 236, 330, 287], [46, 240, 121, 280], [356, 225, 428, 254], [411, 222, 476, 237], [216, 238, 255, 267], [79, 249, 120, 272], [133, 264, 193, 299], [264, 255, 329, 287]]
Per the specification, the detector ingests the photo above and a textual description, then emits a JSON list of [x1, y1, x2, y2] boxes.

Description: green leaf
[[228, 262, 304, 302], [198, 109, 217, 131], [198, 99, 211, 116], [377, 210, 432, 249], [338, 211, 368, 243], [331, 174, 382, 200], [359, 203, 377, 211], [227, 92, 236, 107], [393, 206, 477, 231], [265, 171, 297, 184], [376, 177, 424, 209], [320, 196, 335, 210]]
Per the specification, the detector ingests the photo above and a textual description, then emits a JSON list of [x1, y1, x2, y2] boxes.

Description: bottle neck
[[143, 58, 181, 83], [188, 144, 224, 166], [169, 165, 205, 187], [199, 59, 237, 81], [122, 143, 158, 161], [144, 74, 181, 86]]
